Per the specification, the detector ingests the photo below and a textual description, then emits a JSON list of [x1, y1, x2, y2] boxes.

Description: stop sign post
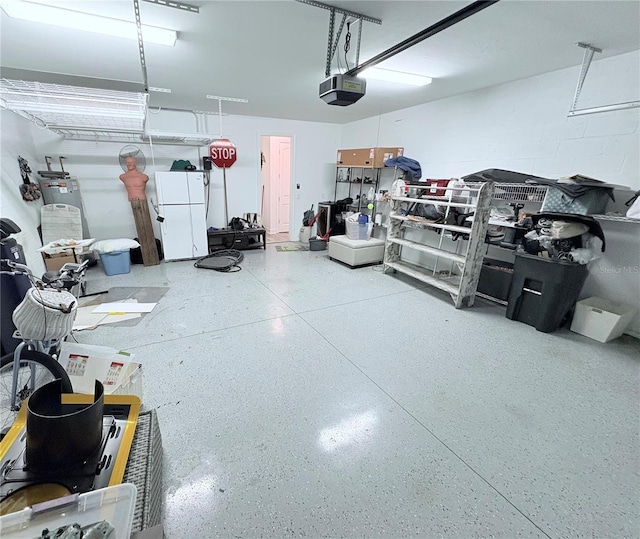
[[209, 139, 237, 227]]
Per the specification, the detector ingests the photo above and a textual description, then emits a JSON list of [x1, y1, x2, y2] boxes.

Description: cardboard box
[[42, 251, 76, 271], [337, 148, 372, 167], [337, 147, 404, 168], [372, 147, 404, 168]]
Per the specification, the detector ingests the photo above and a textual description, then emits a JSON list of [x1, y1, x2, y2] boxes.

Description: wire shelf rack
[[54, 129, 146, 143], [491, 183, 548, 202], [143, 130, 214, 146], [592, 214, 640, 224], [52, 129, 213, 147], [0, 78, 147, 133], [1, 79, 213, 147]]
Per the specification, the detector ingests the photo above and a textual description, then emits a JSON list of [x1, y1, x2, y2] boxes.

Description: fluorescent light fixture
[[360, 67, 433, 86], [0, 1, 177, 46], [149, 87, 172, 93]]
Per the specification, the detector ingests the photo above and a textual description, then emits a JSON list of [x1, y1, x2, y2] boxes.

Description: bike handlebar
[[0, 260, 33, 276], [0, 258, 88, 285]]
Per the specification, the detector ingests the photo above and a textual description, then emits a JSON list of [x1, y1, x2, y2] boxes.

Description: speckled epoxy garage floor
[[76, 246, 640, 538]]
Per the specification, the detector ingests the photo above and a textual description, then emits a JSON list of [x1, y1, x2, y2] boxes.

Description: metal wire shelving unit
[[0, 78, 214, 147], [591, 214, 640, 224], [492, 183, 548, 203]]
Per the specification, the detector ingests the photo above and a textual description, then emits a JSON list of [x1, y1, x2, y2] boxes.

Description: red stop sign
[[209, 139, 237, 168]]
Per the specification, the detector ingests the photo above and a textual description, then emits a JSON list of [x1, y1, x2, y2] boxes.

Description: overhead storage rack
[[0, 78, 214, 147]]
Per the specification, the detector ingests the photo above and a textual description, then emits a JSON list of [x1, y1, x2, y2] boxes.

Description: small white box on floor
[[570, 297, 637, 343], [328, 235, 385, 267]]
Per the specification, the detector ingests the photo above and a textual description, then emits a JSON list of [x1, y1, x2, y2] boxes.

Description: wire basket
[[492, 183, 548, 202]]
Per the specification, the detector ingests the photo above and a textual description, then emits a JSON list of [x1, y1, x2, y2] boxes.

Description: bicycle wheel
[[0, 350, 73, 437]]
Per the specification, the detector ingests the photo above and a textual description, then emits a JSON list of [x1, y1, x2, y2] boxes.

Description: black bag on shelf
[[229, 217, 250, 231], [408, 202, 443, 221]]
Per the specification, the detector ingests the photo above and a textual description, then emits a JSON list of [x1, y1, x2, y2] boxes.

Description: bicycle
[[0, 259, 88, 436]]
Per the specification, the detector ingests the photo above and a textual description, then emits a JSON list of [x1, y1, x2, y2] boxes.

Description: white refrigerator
[[155, 171, 208, 261]]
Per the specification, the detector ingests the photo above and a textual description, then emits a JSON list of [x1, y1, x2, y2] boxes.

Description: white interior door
[[278, 140, 291, 233]]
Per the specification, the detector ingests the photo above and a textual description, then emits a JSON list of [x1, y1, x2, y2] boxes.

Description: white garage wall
[[23, 112, 340, 242], [341, 50, 640, 338], [17, 128, 209, 243], [145, 112, 341, 232], [0, 110, 46, 275], [341, 50, 639, 188]]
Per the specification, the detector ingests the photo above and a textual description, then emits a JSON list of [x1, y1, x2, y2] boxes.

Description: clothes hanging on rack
[[384, 156, 422, 179]]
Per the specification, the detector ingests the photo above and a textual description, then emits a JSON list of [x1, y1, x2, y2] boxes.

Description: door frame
[[276, 138, 291, 233], [257, 132, 295, 240]]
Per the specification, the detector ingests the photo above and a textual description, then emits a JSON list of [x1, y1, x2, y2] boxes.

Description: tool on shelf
[[509, 202, 525, 221]]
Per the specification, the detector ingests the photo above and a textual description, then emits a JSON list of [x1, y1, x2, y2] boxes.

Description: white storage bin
[[570, 297, 638, 343]]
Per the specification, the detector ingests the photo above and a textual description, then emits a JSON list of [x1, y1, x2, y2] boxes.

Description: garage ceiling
[[1, 0, 639, 124]]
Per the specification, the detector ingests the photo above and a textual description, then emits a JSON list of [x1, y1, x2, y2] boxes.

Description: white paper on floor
[[92, 302, 157, 314], [74, 299, 141, 330]]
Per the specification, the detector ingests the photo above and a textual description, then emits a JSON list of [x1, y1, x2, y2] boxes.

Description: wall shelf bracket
[[568, 42, 640, 117]]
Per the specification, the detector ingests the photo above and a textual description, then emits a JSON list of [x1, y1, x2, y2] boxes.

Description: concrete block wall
[[341, 51, 639, 190]]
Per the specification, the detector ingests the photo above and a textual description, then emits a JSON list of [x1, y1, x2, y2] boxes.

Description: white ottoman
[[328, 235, 385, 268]]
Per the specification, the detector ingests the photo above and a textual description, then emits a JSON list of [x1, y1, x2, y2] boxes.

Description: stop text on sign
[[211, 147, 235, 160]]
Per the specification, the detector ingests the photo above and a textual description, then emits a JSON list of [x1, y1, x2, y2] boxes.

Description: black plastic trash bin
[[506, 250, 589, 333]]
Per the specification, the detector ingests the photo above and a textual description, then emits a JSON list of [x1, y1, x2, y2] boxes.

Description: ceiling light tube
[[360, 67, 433, 86], [0, 1, 177, 46]]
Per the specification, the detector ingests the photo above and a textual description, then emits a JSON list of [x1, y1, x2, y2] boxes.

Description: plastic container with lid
[[99, 250, 131, 276], [0, 483, 137, 539], [506, 250, 589, 333]]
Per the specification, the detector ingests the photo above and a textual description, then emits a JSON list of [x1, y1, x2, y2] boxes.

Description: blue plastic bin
[[99, 250, 131, 276]]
